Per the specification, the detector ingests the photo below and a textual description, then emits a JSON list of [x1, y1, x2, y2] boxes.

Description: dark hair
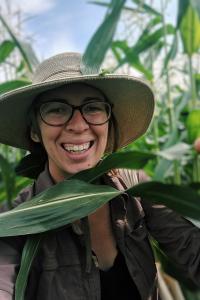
[[15, 100, 48, 179], [108, 113, 119, 153]]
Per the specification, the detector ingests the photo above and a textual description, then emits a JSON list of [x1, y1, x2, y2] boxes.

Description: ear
[[30, 129, 40, 143]]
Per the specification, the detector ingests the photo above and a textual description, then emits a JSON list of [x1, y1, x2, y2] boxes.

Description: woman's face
[[32, 83, 109, 182]]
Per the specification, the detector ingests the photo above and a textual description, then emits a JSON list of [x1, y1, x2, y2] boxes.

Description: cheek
[[39, 124, 60, 149], [96, 125, 109, 149]]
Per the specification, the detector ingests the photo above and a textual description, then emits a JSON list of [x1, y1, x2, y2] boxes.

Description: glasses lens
[[82, 102, 111, 125], [40, 102, 72, 125]]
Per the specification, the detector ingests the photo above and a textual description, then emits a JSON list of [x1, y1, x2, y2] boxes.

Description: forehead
[[37, 83, 105, 105]]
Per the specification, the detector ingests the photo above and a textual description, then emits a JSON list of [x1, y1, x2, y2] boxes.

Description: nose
[[64, 109, 89, 132]]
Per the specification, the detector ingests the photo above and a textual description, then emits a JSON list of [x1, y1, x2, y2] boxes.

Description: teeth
[[63, 142, 90, 152]]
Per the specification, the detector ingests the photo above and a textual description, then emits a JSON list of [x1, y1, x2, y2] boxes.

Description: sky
[[2, 0, 177, 61], [7, 0, 107, 60]]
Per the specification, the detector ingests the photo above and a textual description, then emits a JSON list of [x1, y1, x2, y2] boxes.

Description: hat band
[[33, 68, 82, 84]]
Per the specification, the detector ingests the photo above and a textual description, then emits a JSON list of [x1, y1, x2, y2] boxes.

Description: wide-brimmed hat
[[0, 52, 154, 152]]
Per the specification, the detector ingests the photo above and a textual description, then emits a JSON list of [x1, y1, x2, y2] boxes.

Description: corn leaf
[[112, 23, 174, 79], [179, 5, 200, 55], [89, 0, 146, 14], [73, 151, 155, 182], [15, 235, 42, 300], [132, 25, 175, 55], [0, 180, 120, 236], [131, 0, 161, 16], [0, 40, 15, 64], [0, 14, 33, 73], [176, 0, 189, 27], [111, 41, 153, 80], [1, 177, 200, 238], [190, 0, 200, 19], [0, 176, 31, 204], [0, 154, 16, 208], [81, 0, 126, 74], [162, 33, 178, 75], [0, 80, 31, 94], [186, 109, 200, 142], [128, 181, 200, 220]]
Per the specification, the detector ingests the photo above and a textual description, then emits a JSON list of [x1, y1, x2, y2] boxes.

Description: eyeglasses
[[39, 100, 113, 126]]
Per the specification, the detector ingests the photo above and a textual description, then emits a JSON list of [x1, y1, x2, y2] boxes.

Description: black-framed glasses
[[39, 100, 113, 126]]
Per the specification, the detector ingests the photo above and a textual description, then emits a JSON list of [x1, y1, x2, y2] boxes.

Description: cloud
[[35, 31, 80, 59], [6, 0, 56, 15]]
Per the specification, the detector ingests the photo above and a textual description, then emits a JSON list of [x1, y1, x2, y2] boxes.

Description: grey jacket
[[0, 168, 200, 300]]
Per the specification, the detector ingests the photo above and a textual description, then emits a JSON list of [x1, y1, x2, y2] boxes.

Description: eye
[[48, 107, 65, 114], [83, 102, 106, 114], [41, 102, 69, 116]]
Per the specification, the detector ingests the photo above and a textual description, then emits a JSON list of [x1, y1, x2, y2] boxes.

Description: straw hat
[[0, 52, 154, 151]]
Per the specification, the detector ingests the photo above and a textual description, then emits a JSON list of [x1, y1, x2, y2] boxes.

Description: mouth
[[62, 141, 94, 154]]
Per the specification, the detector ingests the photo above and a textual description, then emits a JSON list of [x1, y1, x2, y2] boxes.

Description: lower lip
[[61, 143, 94, 160]]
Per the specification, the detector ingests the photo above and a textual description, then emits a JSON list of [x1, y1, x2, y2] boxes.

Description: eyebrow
[[82, 97, 105, 103], [39, 96, 106, 104]]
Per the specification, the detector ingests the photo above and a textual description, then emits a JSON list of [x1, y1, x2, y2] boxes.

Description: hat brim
[[0, 74, 154, 151]]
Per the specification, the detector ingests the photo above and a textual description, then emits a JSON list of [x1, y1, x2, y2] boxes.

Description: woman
[[0, 52, 200, 300]]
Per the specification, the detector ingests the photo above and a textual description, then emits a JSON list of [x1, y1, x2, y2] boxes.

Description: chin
[[68, 161, 98, 175]]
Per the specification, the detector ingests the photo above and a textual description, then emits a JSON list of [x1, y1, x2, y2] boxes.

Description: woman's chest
[[88, 203, 118, 270]]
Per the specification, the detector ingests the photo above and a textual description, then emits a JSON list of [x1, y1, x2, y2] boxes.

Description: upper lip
[[61, 140, 94, 145], [61, 140, 93, 145]]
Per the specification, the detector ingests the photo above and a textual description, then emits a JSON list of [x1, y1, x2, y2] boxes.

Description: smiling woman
[[31, 83, 110, 181], [0, 52, 200, 300]]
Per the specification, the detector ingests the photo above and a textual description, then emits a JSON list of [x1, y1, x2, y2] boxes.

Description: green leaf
[[113, 24, 175, 59], [0, 176, 31, 205], [153, 129, 179, 181], [176, 0, 189, 28], [0, 40, 15, 64], [0, 154, 16, 207], [133, 25, 175, 55], [81, 0, 125, 74], [111, 41, 153, 80], [15, 235, 42, 300], [73, 151, 155, 182], [174, 91, 191, 119], [188, 218, 200, 228], [139, 16, 163, 37], [186, 109, 200, 142], [179, 5, 200, 55], [0, 180, 120, 236], [89, 0, 158, 15], [112, 23, 174, 79], [0, 80, 31, 94], [128, 181, 200, 220], [0, 150, 155, 236], [162, 33, 178, 75], [0, 14, 33, 73], [131, 0, 161, 16], [1, 178, 200, 238], [191, 0, 200, 19], [129, 57, 153, 80]]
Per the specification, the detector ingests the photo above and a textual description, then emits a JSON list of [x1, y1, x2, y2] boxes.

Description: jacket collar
[[103, 171, 145, 235], [34, 164, 55, 195]]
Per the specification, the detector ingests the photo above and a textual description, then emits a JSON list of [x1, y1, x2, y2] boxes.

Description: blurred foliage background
[[0, 0, 200, 299]]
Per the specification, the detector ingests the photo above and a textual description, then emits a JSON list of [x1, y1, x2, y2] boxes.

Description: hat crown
[[33, 52, 82, 84]]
